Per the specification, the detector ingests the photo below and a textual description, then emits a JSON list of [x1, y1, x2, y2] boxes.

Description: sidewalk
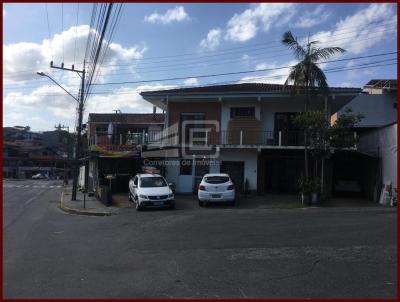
[[60, 186, 121, 216]]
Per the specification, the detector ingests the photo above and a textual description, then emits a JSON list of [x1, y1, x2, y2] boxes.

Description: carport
[[331, 150, 379, 200]]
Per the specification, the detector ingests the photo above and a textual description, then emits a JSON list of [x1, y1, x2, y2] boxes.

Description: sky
[[3, 3, 398, 131]]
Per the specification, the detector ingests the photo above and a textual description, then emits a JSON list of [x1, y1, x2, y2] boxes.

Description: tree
[[282, 31, 346, 180], [330, 107, 364, 148], [293, 108, 364, 203]]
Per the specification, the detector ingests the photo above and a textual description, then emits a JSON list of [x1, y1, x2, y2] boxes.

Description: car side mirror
[[169, 182, 175, 192]]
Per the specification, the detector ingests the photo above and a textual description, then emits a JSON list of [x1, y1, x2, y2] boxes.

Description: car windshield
[[140, 177, 167, 188], [204, 176, 230, 184]]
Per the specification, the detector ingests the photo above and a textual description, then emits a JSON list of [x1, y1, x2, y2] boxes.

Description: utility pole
[[54, 123, 70, 133], [38, 61, 85, 201]]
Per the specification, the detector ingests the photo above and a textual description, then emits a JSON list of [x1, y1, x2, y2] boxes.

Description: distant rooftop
[[88, 113, 164, 124], [364, 79, 397, 90]]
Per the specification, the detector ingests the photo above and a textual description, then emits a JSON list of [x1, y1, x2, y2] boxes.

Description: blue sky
[[3, 3, 397, 131]]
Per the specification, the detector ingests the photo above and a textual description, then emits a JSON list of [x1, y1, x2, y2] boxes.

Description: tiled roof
[[140, 83, 361, 96], [364, 79, 397, 89], [88, 113, 164, 123]]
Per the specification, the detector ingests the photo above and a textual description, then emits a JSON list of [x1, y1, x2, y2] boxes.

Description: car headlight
[[168, 193, 174, 198], [139, 194, 148, 199]]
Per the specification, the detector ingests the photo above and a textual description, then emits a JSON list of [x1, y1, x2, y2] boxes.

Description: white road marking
[[3, 183, 63, 189]]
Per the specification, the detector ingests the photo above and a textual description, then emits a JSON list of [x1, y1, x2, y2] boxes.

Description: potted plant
[[298, 177, 312, 205], [310, 178, 321, 204]]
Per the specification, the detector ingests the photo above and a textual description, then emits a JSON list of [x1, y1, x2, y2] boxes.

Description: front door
[[221, 161, 244, 192]]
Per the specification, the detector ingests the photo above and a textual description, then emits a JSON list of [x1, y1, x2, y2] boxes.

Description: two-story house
[[84, 111, 165, 194], [140, 83, 361, 195]]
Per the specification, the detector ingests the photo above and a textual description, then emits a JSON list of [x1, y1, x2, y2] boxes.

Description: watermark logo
[[181, 120, 220, 158]]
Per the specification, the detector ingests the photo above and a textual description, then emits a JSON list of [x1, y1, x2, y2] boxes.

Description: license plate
[[153, 201, 164, 206], [211, 194, 221, 198]]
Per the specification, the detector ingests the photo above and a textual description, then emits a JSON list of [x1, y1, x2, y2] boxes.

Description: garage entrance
[[332, 151, 379, 200], [221, 161, 244, 192], [258, 149, 304, 194]]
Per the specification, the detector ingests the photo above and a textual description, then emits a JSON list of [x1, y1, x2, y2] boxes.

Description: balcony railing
[[89, 130, 356, 148]]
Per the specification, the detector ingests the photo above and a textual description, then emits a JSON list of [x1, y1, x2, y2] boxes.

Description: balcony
[[89, 130, 356, 149]]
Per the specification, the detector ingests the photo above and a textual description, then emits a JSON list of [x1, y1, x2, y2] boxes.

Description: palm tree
[[282, 31, 345, 181]]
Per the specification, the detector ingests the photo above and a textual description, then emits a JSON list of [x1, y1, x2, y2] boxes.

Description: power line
[[4, 51, 397, 90], [4, 58, 397, 94], [5, 26, 397, 79], [4, 62, 397, 100], [73, 3, 79, 65], [91, 53, 399, 86], [86, 3, 124, 105], [86, 19, 398, 67], [89, 18, 398, 64], [84, 3, 114, 103], [45, 4, 53, 62], [61, 3, 64, 63]]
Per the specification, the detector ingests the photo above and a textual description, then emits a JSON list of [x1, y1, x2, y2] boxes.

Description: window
[[140, 177, 167, 188], [274, 112, 299, 131], [204, 176, 230, 184], [180, 159, 193, 175], [96, 125, 107, 132], [230, 107, 255, 118]]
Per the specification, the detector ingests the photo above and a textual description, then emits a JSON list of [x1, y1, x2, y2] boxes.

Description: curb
[[59, 191, 113, 217]]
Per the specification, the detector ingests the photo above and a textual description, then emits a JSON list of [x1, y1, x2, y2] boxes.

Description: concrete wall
[[337, 94, 397, 127], [358, 123, 397, 188], [163, 149, 258, 193]]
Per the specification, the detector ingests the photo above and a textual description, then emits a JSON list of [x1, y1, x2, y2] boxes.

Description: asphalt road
[[3, 179, 397, 299]]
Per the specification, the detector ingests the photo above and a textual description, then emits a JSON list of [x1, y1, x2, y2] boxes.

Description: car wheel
[[198, 200, 204, 207], [128, 192, 133, 202], [135, 201, 142, 211], [230, 200, 236, 206], [169, 202, 175, 210]]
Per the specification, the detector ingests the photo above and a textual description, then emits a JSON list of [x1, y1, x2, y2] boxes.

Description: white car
[[198, 173, 236, 206], [32, 173, 46, 179], [129, 174, 175, 210]]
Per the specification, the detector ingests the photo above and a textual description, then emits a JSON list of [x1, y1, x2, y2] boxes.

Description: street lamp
[[36, 72, 78, 102], [37, 70, 84, 201]]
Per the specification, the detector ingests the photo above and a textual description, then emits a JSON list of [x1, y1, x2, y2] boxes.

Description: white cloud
[[225, 3, 295, 42], [183, 78, 199, 86], [239, 60, 298, 84], [199, 28, 222, 51], [339, 82, 355, 87], [308, 3, 397, 54], [295, 5, 331, 28], [3, 25, 146, 84], [144, 6, 190, 24], [4, 84, 176, 126]]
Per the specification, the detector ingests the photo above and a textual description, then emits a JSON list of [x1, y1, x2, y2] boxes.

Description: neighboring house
[[84, 111, 165, 193], [335, 79, 397, 200], [140, 83, 361, 195], [3, 126, 70, 179]]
